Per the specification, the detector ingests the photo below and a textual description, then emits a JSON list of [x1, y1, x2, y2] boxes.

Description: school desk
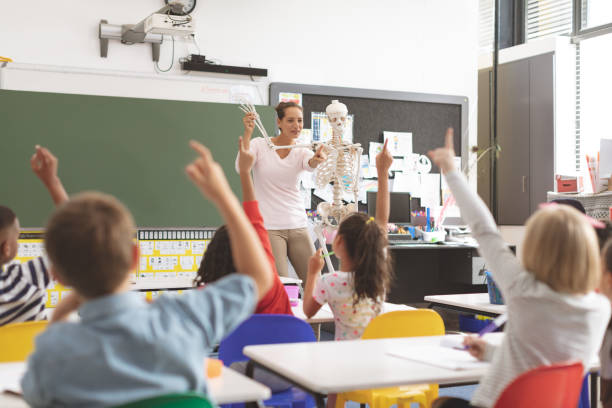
[[424, 293, 506, 317], [243, 332, 599, 408], [0, 362, 271, 407]]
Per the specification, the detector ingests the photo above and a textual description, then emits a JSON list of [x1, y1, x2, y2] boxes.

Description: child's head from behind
[[194, 225, 235, 286], [0, 205, 19, 265], [335, 212, 393, 303], [45, 192, 136, 298], [522, 205, 600, 294]]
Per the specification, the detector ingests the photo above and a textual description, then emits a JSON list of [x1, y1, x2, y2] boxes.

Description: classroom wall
[[0, 0, 479, 158]]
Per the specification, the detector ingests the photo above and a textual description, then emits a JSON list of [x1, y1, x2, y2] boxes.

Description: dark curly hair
[[0, 206, 16, 233], [193, 226, 235, 286], [337, 212, 393, 304]]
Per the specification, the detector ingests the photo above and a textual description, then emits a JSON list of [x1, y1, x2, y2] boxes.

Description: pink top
[[236, 137, 314, 230]]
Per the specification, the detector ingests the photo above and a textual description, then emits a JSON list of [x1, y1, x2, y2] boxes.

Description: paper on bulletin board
[[369, 142, 383, 166], [389, 158, 404, 172], [313, 184, 334, 202], [298, 129, 313, 145], [279, 92, 302, 106], [300, 171, 317, 190], [383, 131, 413, 156], [419, 174, 441, 208], [300, 187, 312, 210], [360, 155, 375, 179], [393, 172, 420, 194]]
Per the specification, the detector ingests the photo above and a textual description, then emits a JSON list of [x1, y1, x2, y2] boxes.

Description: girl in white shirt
[[238, 102, 326, 281], [430, 129, 610, 408]]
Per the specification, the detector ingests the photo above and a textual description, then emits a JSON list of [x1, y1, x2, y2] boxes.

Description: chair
[[494, 361, 583, 408], [336, 310, 445, 408], [0, 320, 48, 362], [218, 314, 316, 408], [114, 392, 214, 408]]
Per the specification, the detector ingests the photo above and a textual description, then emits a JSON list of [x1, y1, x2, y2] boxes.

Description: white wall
[[0, 0, 478, 148]]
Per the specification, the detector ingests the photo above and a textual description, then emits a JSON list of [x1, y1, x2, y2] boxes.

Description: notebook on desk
[[387, 344, 488, 370]]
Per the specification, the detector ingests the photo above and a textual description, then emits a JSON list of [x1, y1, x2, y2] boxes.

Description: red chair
[[494, 361, 584, 408]]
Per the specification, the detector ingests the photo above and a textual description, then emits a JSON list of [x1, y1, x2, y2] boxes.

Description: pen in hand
[[320, 251, 335, 258]]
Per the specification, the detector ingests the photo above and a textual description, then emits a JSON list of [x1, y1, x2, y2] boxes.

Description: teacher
[[237, 102, 326, 282]]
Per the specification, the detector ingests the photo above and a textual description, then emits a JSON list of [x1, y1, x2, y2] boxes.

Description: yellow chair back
[[0, 321, 48, 362], [362, 309, 444, 339]]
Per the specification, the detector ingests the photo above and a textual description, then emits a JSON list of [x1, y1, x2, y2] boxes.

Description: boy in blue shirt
[[21, 140, 273, 408]]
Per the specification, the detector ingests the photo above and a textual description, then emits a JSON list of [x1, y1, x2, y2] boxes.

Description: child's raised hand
[[242, 112, 256, 141], [463, 336, 487, 361], [186, 140, 232, 203], [308, 248, 325, 275], [376, 139, 393, 175], [30, 145, 59, 186], [427, 128, 456, 174], [238, 136, 255, 174]]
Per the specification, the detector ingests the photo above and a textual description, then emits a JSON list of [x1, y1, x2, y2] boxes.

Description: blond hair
[[522, 205, 600, 294], [45, 192, 135, 298]]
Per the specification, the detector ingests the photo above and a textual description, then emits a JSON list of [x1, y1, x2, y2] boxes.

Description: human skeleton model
[[239, 100, 362, 273]]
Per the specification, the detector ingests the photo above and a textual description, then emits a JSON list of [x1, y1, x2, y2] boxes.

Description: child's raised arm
[[303, 248, 324, 318], [186, 140, 272, 300], [428, 129, 522, 292], [238, 136, 256, 202], [30, 146, 69, 206], [375, 139, 393, 229]]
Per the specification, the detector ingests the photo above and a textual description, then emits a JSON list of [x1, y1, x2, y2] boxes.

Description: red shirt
[[242, 201, 293, 315]]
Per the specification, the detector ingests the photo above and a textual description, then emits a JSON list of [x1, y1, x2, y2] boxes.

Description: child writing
[[193, 135, 292, 315], [21, 140, 272, 408], [303, 139, 394, 340], [429, 129, 610, 408], [0, 146, 68, 326]]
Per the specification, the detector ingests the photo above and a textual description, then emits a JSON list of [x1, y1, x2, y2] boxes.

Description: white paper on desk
[[387, 345, 488, 370], [0, 363, 25, 393], [383, 131, 413, 156]]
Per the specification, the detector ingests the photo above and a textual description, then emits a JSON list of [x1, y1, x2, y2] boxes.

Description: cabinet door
[[529, 53, 554, 214], [497, 59, 531, 225]]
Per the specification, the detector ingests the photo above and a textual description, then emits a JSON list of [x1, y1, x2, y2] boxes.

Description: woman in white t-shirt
[[237, 102, 326, 281]]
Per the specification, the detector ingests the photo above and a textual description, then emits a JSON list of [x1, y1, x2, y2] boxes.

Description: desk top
[[425, 293, 506, 316], [244, 333, 504, 394], [291, 301, 415, 324], [0, 363, 270, 407]]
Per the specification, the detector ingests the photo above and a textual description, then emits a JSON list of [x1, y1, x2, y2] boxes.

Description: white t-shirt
[[236, 137, 314, 230], [445, 170, 611, 408], [313, 271, 382, 341]]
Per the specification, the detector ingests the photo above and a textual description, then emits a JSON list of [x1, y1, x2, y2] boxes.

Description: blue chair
[[218, 314, 316, 408]]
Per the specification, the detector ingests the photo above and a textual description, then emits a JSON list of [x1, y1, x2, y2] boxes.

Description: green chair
[[114, 392, 214, 408]]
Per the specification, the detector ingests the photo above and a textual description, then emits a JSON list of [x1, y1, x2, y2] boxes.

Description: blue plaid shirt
[[22, 274, 256, 408]]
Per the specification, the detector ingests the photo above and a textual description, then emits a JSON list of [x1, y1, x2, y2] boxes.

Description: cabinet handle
[[522, 176, 526, 193]]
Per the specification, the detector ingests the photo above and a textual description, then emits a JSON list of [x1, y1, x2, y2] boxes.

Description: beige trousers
[[267, 227, 315, 282]]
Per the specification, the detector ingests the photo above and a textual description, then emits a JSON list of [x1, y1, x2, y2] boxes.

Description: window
[[581, 0, 612, 30], [576, 32, 612, 170], [479, 0, 495, 55], [526, 0, 573, 41]]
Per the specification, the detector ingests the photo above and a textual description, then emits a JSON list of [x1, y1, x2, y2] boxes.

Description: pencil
[[320, 251, 335, 258]]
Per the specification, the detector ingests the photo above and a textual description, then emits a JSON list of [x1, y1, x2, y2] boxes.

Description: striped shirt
[[0, 257, 50, 326]]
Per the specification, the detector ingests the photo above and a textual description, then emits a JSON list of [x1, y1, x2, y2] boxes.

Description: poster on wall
[[279, 92, 303, 106]]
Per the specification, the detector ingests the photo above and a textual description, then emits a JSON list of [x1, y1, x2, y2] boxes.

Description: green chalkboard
[[0, 89, 275, 227]]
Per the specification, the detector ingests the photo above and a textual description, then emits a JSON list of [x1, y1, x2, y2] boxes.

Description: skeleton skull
[[325, 100, 348, 134]]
